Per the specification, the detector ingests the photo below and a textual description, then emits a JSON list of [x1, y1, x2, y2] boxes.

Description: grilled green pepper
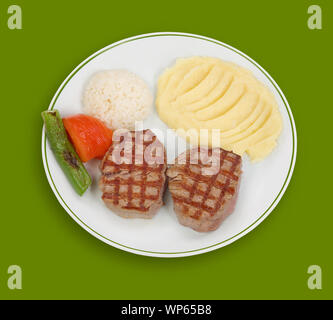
[[42, 110, 92, 195]]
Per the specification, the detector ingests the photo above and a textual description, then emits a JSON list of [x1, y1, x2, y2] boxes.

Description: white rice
[[83, 70, 153, 130]]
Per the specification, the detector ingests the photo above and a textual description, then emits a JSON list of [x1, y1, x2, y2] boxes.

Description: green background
[[0, 0, 331, 300]]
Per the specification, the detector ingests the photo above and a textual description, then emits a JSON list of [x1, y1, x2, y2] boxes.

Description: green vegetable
[[42, 109, 92, 196]]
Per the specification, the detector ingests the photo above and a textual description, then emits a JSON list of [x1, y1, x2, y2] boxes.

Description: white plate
[[42, 32, 297, 257]]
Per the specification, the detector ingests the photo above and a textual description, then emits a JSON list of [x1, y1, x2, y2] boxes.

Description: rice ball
[[83, 70, 153, 130]]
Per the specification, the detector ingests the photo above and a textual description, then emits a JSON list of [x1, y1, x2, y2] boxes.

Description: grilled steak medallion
[[167, 147, 242, 232], [100, 129, 167, 219]]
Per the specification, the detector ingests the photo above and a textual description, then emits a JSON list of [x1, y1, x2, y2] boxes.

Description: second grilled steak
[[100, 129, 167, 219], [167, 147, 242, 232]]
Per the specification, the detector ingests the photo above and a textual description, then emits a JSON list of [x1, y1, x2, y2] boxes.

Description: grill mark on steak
[[102, 177, 161, 188], [171, 149, 240, 219], [212, 157, 240, 214], [113, 177, 120, 205], [102, 162, 163, 173], [183, 157, 191, 215], [126, 159, 134, 207], [193, 149, 227, 219], [140, 161, 147, 210], [122, 205, 150, 212], [127, 177, 133, 206], [220, 170, 239, 181], [167, 147, 242, 232], [172, 196, 222, 215], [181, 183, 234, 201], [102, 193, 159, 201], [100, 129, 166, 218]]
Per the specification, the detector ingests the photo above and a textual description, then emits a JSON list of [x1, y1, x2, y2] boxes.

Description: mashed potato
[[156, 57, 283, 161], [83, 70, 153, 130]]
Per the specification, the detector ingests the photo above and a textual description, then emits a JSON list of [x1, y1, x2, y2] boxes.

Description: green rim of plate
[[43, 32, 296, 256]]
